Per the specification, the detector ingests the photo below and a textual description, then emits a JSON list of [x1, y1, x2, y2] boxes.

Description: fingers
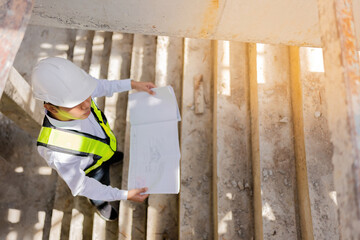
[[132, 81, 156, 95], [137, 187, 148, 194], [128, 188, 149, 203], [146, 88, 155, 95], [147, 82, 156, 88], [144, 83, 156, 95]]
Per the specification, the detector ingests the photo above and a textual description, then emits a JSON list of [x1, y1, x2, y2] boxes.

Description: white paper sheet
[[128, 86, 181, 194]]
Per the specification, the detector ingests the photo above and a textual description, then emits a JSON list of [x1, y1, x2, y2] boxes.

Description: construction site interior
[[1, 0, 360, 239]]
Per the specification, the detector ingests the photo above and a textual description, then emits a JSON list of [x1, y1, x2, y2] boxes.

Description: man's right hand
[[127, 187, 149, 202]]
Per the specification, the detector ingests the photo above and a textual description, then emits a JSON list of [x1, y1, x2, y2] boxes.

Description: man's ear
[[44, 103, 58, 114]]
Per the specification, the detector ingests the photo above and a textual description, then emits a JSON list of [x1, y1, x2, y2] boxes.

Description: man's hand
[[127, 187, 149, 202], [131, 81, 156, 95]]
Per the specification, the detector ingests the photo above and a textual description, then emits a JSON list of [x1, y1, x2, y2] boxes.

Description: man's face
[[45, 96, 92, 121], [57, 96, 92, 120]]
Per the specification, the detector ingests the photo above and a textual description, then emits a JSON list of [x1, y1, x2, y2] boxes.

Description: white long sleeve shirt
[[37, 78, 131, 201]]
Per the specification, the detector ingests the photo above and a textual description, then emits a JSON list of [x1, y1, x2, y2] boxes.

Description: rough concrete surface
[[257, 44, 299, 239], [317, 0, 360, 238], [300, 47, 339, 240], [215, 41, 254, 240], [29, 0, 360, 47], [180, 38, 213, 240]]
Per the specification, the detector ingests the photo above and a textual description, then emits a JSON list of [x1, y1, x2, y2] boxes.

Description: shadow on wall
[[0, 112, 123, 239], [13, 25, 77, 84], [0, 113, 58, 239]]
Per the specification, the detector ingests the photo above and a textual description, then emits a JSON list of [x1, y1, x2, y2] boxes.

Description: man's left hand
[[131, 80, 156, 95]]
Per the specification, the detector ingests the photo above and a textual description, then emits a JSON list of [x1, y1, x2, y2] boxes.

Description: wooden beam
[[316, 0, 360, 238], [0, 67, 43, 138], [249, 43, 263, 240], [289, 46, 314, 240], [299, 46, 340, 239], [146, 36, 183, 240], [256, 44, 298, 239], [179, 38, 213, 240], [214, 40, 254, 239], [0, 0, 33, 99], [119, 34, 157, 240]]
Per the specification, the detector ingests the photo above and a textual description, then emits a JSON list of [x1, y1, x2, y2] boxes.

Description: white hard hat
[[31, 57, 97, 108]]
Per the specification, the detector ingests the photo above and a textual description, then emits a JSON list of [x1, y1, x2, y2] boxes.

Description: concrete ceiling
[[30, 0, 360, 47]]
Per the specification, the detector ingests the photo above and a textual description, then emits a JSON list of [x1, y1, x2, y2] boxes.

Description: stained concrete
[[257, 44, 299, 239], [300, 47, 339, 239], [215, 41, 254, 240], [180, 38, 213, 240], [29, 0, 360, 47]]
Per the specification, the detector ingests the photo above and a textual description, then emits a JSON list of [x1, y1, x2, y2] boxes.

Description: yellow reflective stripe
[[91, 100, 117, 151], [37, 127, 113, 157], [38, 127, 52, 144]]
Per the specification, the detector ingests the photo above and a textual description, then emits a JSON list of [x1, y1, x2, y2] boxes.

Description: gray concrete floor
[[0, 113, 58, 240]]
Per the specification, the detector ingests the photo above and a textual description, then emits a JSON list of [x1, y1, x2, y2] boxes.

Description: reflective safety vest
[[37, 99, 117, 175]]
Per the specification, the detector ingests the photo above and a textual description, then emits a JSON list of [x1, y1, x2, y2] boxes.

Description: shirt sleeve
[[91, 77, 132, 98], [38, 146, 128, 201]]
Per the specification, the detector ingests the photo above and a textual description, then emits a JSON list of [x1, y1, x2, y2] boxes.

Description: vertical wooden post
[[146, 36, 183, 240], [0, 0, 33, 99], [299, 46, 340, 239], [248, 43, 263, 240], [289, 46, 314, 240], [179, 38, 213, 240], [214, 40, 254, 239], [119, 34, 157, 240], [212, 40, 218, 240], [256, 44, 298, 239], [317, 0, 360, 238]]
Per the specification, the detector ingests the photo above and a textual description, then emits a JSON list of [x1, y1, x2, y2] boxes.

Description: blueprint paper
[[128, 86, 181, 194], [128, 86, 181, 125]]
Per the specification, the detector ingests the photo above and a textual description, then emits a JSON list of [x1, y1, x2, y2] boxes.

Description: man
[[32, 57, 155, 221]]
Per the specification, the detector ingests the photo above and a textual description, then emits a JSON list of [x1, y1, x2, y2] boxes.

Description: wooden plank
[[89, 31, 106, 110], [105, 33, 134, 152], [0, 0, 33, 99], [214, 40, 254, 239], [179, 38, 213, 240], [54, 28, 97, 240], [89, 31, 113, 111], [72, 30, 94, 72], [316, 0, 360, 238], [119, 34, 157, 240], [299, 46, 340, 239], [212, 40, 218, 240], [0, 67, 43, 138], [104, 32, 134, 240], [146, 36, 183, 240], [289, 46, 314, 240], [256, 44, 298, 239], [88, 30, 118, 239], [249, 43, 263, 240]]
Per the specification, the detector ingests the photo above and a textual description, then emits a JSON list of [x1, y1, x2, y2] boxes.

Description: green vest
[[37, 99, 117, 175]]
